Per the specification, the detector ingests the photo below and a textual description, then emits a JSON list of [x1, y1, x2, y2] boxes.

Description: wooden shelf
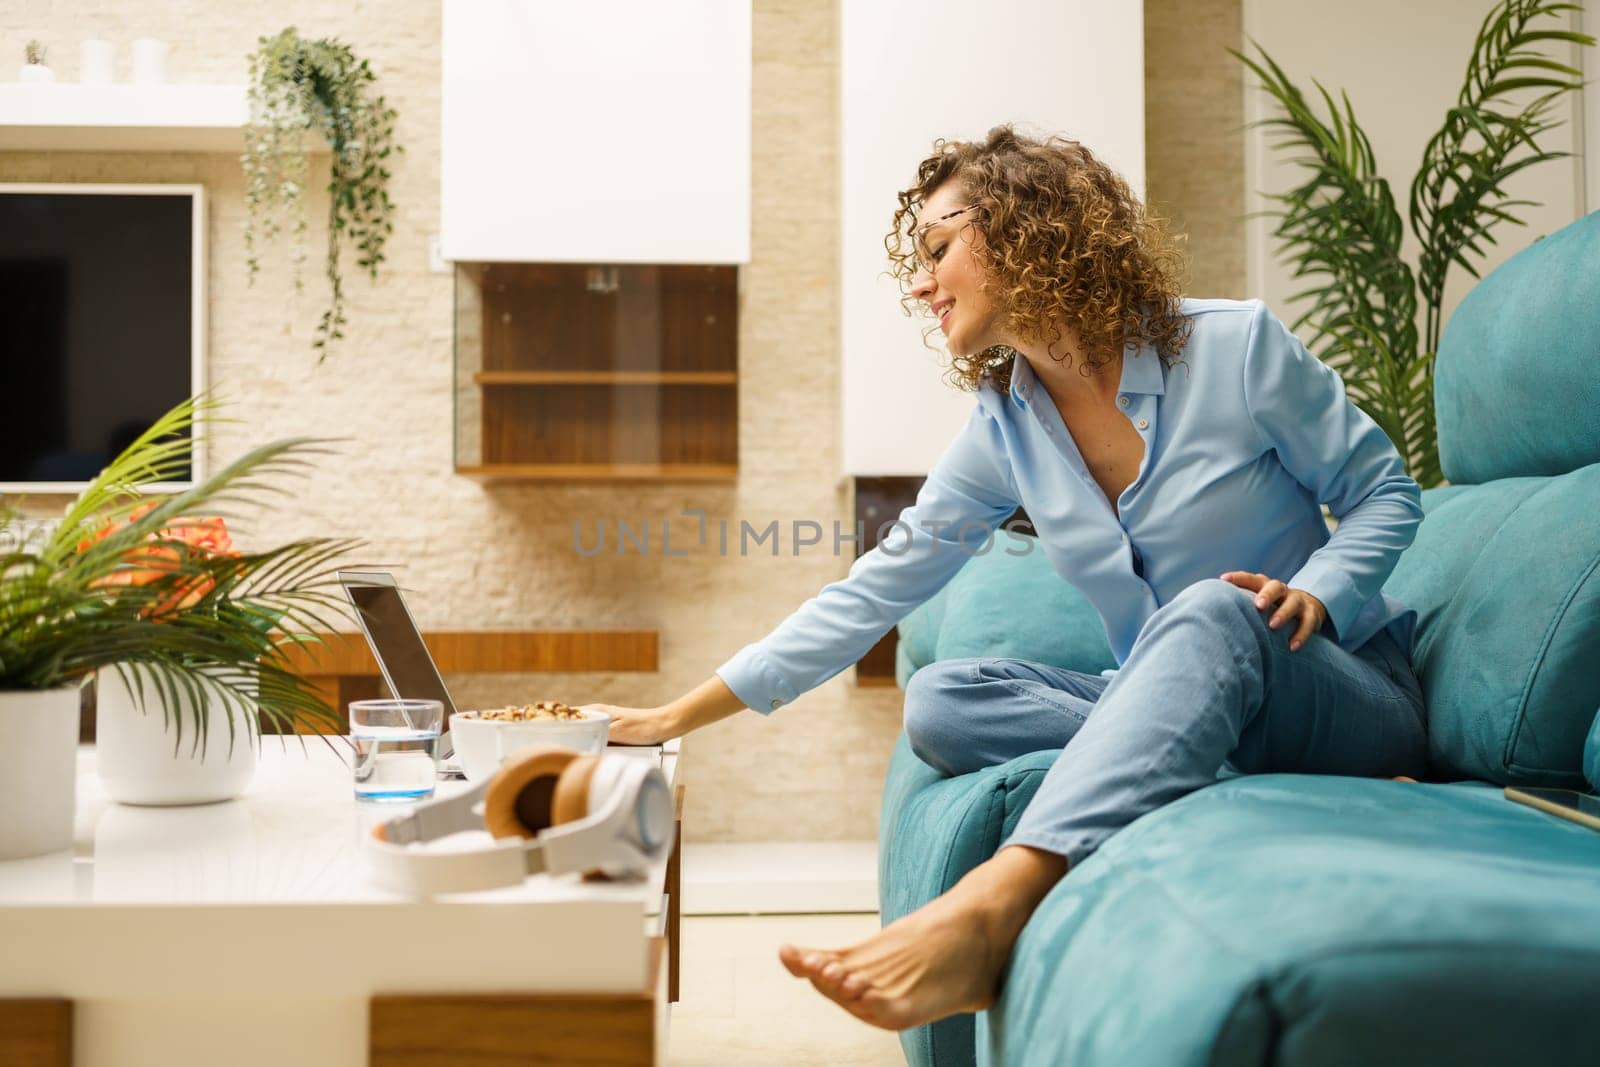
[[474, 370, 737, 386], [458, 462, 738, 482], [278, 629, 658, 676], [0, 83, 328, 153]]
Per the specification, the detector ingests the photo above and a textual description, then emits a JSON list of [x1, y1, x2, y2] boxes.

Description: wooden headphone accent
[[552, 755, 610, 881], [551, 756, 600, 827], [483, 748, 580, 839]]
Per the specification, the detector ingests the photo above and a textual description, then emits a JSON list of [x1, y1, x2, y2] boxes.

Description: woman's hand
[[1219, 572, 1328, 653], [581, 675, 747, 746], [580, 703, 682, 747]]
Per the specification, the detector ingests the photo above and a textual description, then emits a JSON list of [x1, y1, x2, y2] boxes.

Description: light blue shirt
[[717, 299, 1423, 714]]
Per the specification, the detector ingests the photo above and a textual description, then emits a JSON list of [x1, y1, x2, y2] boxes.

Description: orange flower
[[78, 504, 239, 619]]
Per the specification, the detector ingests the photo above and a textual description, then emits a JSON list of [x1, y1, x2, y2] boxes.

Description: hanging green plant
[[243, 27, 401, 359]]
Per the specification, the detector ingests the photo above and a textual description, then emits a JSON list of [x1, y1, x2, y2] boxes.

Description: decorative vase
[[95, 665, 257, 806], [0, 686, 81, 860], [78, 39, 114, 85], [18, 62, 55, 83], [130, 38, 168, 86]]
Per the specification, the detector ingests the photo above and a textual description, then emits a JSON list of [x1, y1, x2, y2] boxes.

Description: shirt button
[[1136, 418, 1150, 430], [770, 698, 782, 710], [1120, 533, 1128, 544], [1117, 395, 1130, 408]]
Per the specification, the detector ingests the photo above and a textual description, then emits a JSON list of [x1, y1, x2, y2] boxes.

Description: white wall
[[839, 1, 1145, 476], [1585, 3, 1599, 214], [1242, 0, 1586, 336], [440, 0, 751, 264]]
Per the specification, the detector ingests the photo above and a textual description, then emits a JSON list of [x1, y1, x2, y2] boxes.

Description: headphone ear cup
[[550, 755, 600, 827], [483, 747, 580, 840]]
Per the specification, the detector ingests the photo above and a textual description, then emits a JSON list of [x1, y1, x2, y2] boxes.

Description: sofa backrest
[[1435, 211, 1600, 485], [895, 530, 1115, 686], [1382, 474, 1600, 787], [1384, 210, 1600, 787]]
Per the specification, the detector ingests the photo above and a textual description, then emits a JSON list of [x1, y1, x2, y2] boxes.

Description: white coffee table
[[0, 739, 682, 1067]]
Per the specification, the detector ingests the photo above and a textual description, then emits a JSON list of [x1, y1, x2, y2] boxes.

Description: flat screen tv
[[0, 183, 205, 494]]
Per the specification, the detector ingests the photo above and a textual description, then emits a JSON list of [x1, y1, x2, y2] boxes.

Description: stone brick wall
[[1145, 0, 1247, 300], [2, 0, 1245, 841]]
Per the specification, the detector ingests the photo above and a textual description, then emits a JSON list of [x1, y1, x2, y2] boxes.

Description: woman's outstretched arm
[[586, 398, 1022, 744]]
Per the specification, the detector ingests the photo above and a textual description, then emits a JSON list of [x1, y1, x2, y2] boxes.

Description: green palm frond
[[1411, 0, 1590, 354], [1234, 45, 1422, 471], [0, 395, 364, 755], [1236, 0, 1593, 487]]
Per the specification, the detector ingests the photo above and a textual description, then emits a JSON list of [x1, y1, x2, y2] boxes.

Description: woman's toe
[[777, 944, 807, 977], [814, 960, 855, 997]]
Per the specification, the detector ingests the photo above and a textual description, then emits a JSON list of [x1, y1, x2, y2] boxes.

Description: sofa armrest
[[879, 733, 1058, 1067]]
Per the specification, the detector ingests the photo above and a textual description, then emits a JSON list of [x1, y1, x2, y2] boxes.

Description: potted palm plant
[[1235, 0, 1593, 486], [0, 397, 359, 859]]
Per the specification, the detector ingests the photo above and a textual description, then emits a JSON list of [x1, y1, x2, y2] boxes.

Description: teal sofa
[[880, 211, 1600, 1067]]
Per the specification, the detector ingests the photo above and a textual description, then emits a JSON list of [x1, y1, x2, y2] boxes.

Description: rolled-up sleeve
[[1242, 302, 1423, 640], [716, 402, 1019, 713]]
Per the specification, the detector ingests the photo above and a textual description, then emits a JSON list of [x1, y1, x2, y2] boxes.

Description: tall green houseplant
[[244, 27, 401, 359], [1236, 0, 1593, 486]]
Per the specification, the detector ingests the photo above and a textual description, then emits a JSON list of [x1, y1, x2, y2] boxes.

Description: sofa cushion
[[1382, 469, 1600, 787], [981, 774, 1600, 1067], [895, 530, 1116, 687], [1435, 211, 1600, 485]]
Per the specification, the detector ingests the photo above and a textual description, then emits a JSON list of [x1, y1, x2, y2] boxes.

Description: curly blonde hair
[[886, 125, 1191, 392]]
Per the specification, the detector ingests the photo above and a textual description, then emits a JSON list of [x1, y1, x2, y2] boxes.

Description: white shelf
[[0, 82, 325, 153]]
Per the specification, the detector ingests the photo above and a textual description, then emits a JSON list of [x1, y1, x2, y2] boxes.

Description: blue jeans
[[902, 579, 1428, 867]]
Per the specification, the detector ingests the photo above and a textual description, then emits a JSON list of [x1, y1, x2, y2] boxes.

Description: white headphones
[[366, 746, 675, 897]]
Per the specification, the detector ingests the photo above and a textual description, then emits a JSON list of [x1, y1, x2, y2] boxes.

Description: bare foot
[[778, 846, 1067, 1030]]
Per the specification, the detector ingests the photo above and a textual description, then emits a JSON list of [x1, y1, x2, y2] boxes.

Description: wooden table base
[[370, 939, 665, 1067]]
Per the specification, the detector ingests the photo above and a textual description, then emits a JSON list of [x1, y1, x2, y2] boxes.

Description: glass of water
[[349, 699, 443, 802]]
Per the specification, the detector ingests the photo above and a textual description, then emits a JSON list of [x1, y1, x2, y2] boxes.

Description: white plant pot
[[95, 666, 257, 806], [0, 686, 81, 860], [18, 63, 55, 83]]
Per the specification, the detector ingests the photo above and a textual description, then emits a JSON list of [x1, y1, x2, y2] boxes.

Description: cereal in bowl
[[463, 700, 586, 722]]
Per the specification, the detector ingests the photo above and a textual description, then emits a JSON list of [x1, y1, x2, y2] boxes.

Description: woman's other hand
[[582, 703, 681, 746], [1219, 571, 1328, 653]]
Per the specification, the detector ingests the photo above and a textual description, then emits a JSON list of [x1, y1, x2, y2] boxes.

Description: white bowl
[[449, 708, 610, 782]]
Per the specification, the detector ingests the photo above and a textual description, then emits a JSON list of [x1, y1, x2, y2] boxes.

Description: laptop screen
[[344, 579, 458, 719]]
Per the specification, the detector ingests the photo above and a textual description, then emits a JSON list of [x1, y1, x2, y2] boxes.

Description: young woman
[[586, 125, 1427, 1031]]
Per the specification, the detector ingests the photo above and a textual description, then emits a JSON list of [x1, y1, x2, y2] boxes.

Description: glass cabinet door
[[454, 264, 738, 480]]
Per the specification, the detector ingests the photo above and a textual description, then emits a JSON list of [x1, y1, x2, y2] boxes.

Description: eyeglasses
[[913, 205, 981, 274]]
